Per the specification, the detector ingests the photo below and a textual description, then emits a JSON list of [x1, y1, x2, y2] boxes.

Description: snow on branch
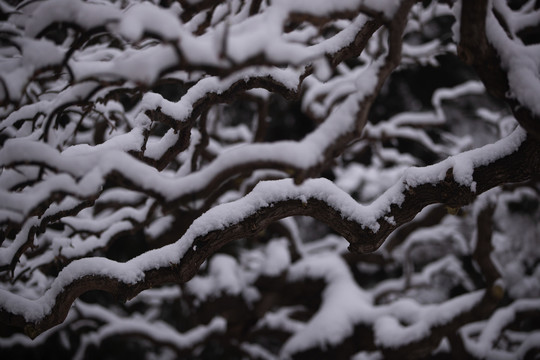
[[458, 0, 540, 138], [2, 0, 540, 358], [1, 126, 537, 337]]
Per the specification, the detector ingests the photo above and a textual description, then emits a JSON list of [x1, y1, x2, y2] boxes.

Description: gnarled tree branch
[[1, 127, 538, 337]]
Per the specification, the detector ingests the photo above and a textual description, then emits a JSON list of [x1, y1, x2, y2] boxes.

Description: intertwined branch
[[1, 0, 540, 358]]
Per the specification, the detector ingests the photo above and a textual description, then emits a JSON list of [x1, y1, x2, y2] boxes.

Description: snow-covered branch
[[2, 0, 540, 358]]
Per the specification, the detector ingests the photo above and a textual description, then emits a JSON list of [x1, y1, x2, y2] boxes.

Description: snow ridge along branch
[[1, 126, 538, 338]]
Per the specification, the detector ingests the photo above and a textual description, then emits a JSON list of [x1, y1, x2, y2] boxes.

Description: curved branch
[[0, 4, 407, 274], [460, 299, 540, 359], [0, 0, 410, 232], [0, 52, 399, 268], [142, 66, 310, 133], [459, 0, 540, 139], [1, 127, 539, 337], [0, 60, 382, 229], [73, 301, 226, 358]]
